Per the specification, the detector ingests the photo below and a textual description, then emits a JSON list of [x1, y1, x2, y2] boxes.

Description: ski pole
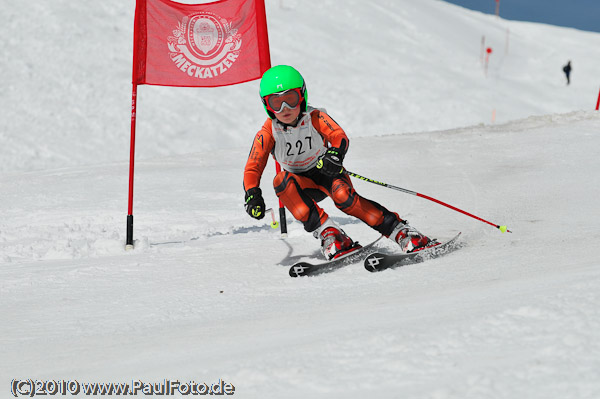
[[265, 208, 280, 230], [346, 170, 511, 233]]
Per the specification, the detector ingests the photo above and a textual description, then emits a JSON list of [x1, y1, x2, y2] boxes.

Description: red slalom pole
[[126, 84, 138, 250], [274, 161, 288, 237], [347, 170, 511, 233], [595, 88, 600, 111]]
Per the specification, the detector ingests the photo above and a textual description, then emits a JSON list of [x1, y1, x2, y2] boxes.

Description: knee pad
[[273, 171, 325, 232], [331, 179, 356, 210]]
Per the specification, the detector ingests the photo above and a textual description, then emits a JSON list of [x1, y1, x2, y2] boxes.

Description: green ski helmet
[[259, 65, 308, 119]]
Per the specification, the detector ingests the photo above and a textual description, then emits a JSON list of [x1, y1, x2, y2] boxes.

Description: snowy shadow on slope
[[149, 224, 279, 246], [277, 240, 323, 267]]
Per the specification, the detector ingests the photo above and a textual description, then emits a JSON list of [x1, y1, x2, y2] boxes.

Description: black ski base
[[289, 236, 383, 277], [364, 232, 462, 272]]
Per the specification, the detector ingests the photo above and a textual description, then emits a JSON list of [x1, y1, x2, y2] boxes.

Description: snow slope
[[2, 0, 600, 398], [1, 0, 600, 173]]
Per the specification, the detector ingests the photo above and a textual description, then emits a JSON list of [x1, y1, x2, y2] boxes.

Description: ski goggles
[[264, 88, 303, 113]]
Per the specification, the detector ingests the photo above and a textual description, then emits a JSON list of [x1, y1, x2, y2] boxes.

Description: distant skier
[[563, 61, 572, 85], [243, 65, 432, 260]]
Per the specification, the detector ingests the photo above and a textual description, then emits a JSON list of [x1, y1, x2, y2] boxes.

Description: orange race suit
[[243, 106, 401, 235]]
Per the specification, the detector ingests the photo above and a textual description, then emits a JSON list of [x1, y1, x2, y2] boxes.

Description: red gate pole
[[595, 88, 600, 111], [275, 161, 288, 237], [126, 84, 138, 250], [485, 47, 493, 77]]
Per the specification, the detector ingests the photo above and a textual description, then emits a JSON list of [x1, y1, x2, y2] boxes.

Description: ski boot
[[390, 220, 432, 253], [313, 218, 356, 260]]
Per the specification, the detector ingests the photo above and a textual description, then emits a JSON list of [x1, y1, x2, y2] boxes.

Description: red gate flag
[[127, 0, 273, 248], [133, 0, 271, 87]]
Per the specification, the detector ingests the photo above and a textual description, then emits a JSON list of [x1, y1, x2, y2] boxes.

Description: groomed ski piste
[[2, 0, 600, 398]]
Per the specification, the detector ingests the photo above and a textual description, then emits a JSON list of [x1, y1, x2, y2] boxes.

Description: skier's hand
[[245, 187, 266, 219], [317, 148, 345, 176]]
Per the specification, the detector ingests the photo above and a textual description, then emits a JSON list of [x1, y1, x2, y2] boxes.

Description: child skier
[[243, 65, 431, 260]]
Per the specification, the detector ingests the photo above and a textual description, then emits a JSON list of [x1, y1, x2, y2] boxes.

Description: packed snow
[[1, 0, 599, 398]]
